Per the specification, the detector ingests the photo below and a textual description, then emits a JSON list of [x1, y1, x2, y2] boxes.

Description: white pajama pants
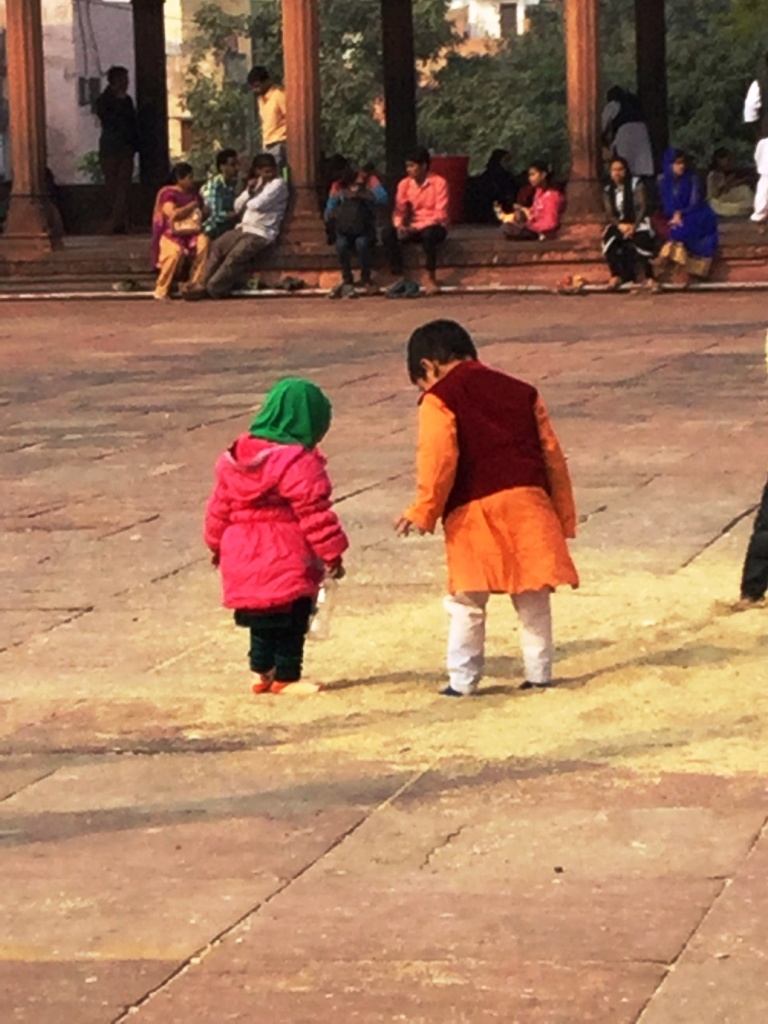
[[752, 141, 768, 222], [444, 589, 553, 694], [751, 174, 768, 222]]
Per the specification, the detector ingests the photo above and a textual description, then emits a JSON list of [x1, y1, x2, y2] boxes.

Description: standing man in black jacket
[[94, 66, 139, 234], [739, 480, 768, 605]]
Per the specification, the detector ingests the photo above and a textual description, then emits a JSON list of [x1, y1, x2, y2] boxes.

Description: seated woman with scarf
[[151, 162, 209, 300], [495, 161, 564, 240], [602, 157, 656, 291], [654, 149, 719, 286]]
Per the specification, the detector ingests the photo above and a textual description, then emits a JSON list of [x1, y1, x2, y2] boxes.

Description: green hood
[[249, 377, 332, 449]]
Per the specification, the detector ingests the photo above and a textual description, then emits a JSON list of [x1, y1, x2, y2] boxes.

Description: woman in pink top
[[496, 161, 565, 241]]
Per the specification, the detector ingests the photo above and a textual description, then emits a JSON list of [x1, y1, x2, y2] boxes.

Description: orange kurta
[[404, 392, 579, 595]]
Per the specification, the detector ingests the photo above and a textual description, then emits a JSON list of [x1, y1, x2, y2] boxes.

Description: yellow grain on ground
[[138, 541, 768, 779]]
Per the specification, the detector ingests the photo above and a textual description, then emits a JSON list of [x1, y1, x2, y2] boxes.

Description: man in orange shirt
[[385, 148, 449, 297], [248, 66, 287, 171]]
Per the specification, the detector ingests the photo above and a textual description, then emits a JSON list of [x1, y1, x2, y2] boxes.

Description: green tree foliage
[[183, 0, 768, 180], [183, 4, 254, 174], [419, 7, 567, 173], [184, 1, 451, 172], [600, 0, 761, 168], [727, 0, 768, 42]]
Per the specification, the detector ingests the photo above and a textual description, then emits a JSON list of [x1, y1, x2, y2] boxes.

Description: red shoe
[[269, 681, 323, 695], [252, 671, 275, 694]]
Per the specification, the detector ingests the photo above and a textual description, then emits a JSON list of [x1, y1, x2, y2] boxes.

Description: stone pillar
[[282, 0, 323, 241], [635, 0, 668, 171], [2, 0, 56, 254], [381, 0, 417, 179], [564, 0, 603, 219], [132, 0, 170, 188]]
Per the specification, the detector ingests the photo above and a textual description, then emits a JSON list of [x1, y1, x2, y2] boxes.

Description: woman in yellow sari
[[151, 162, 209, 300]]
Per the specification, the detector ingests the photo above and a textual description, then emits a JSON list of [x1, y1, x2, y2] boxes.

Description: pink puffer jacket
[[204, 434, 348, 610]]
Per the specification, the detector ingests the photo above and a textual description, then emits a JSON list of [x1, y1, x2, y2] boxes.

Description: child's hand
[[210, 550, 220, 568], [326, 558, 345, 580]]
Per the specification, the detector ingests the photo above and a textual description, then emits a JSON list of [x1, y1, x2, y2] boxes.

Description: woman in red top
[[496, 161, 565, 241]]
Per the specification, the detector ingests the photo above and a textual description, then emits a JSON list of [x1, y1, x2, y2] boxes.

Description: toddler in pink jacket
[[204, 378, 348, 695]]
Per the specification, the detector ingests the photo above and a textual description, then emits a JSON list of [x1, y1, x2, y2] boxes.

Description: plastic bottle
[[309, 577, 338, 641]]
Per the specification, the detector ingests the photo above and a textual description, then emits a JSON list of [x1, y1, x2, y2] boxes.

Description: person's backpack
[[333, 193, 374, 236]]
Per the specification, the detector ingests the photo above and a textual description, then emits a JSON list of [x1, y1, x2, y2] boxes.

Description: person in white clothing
[[186, 152, 289, 299], [744, 58, 768, 224], [743, 56, 768, 134], [601, 86, 655, 178], [752, 138, 768, 224]]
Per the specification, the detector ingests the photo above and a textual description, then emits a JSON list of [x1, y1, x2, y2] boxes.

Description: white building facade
[[0, 0, 253, 184], [0, 0, 135, 183], [449, 0, 541, 40]]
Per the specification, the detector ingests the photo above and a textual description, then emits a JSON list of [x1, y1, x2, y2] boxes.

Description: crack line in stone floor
[[679, 501, 761, 570], [335, 472, 409, 504], [0, 765, 62, 806], [419, 825, 466, 870], [0, 605, 95, 654], [632, 811, 768, 1024], [109, 765, 433, 1024]]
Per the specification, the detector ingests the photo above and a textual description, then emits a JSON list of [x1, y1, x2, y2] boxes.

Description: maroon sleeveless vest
[[428, 360, 549, 520]]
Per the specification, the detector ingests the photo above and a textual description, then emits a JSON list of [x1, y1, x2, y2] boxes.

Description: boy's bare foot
[[607, 276, 622, 291], [424, 279, 441, 296]]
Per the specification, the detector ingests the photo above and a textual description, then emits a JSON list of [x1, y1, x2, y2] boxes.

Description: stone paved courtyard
[[1, 293, 768, 1023]]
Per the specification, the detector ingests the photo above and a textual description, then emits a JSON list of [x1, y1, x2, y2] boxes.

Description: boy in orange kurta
[[396, 319, 579, 696]]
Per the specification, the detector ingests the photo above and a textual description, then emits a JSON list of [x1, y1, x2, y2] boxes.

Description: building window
[[78, 76, 102, 108], [500, 3, 519, 38]]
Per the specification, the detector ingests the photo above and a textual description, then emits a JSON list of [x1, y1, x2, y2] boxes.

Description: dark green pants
[[234, 598, 313, 682]]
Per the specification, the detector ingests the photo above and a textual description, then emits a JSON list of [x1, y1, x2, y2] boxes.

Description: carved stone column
[[3, 0, 56, 254], [635, 0, 668, 171], [282, 0, 323, 242], [564, 0, 603, 219], [381, 0, 417, 178], [132, 0, 170, 188]]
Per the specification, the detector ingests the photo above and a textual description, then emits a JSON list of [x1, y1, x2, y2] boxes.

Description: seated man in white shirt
[[743, 57, 768, 223], [188, 152, 289, 299]]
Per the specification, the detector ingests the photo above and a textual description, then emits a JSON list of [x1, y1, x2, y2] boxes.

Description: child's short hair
[[407, 320, 478, 384]]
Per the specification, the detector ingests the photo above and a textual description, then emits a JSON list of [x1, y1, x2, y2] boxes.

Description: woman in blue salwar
[[655, 149, 719, 286]]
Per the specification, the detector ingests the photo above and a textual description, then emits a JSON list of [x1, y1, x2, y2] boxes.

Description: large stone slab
[[136, 958, 666, 1024], [0, 959, 177, 1024], [0, 811, 369, 961], [190, 877, 720, 966], [313, 803, 763, 888], [638, 958, 768, 1024]]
